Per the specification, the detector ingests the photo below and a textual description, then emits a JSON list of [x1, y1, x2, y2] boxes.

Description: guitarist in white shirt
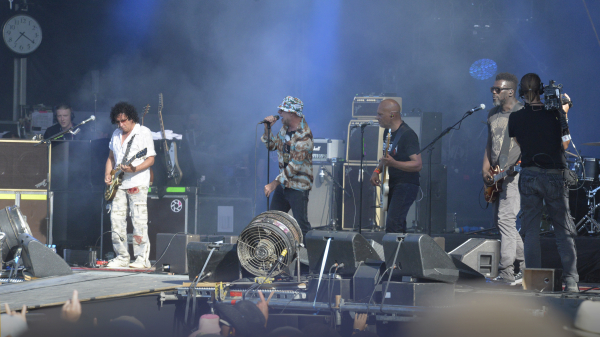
[[370, 99, 422, 233], [482, 72, 525, 284], [104, 102, 156, 268]]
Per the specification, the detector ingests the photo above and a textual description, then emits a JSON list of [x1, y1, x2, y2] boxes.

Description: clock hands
[[18, 32, 35, 43], [14, 32, 24, 43]]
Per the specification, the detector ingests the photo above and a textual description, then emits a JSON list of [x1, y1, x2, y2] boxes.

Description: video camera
[[543, 80, 572, 111]]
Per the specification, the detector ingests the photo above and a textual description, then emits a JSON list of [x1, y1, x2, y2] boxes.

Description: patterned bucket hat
[[278, 96, 304, 117]]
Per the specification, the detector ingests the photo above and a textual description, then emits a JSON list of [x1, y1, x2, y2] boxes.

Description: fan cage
[[237, 211, 303, 277]]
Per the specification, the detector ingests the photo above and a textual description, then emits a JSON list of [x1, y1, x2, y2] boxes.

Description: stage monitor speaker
[[0, 141, 49, 190], [449, 238, 500, 278], [18, 233, 72, 278], [342, 163, 380, 230], [308, 163, 343, 229], [382, 233, 458, 283], [187, 242, 240, 282], [305, 230, 381, 277], [0, 205, 34, 262], [156, 233, 200, 274]]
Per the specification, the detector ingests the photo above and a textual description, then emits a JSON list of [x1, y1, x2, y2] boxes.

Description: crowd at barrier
[[1, 288, 597, 337]]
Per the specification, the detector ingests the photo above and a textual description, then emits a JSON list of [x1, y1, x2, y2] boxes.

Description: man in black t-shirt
[[370, 99, 422, 233], [43, 104, 90, 140], [508, 73, 578, 292]]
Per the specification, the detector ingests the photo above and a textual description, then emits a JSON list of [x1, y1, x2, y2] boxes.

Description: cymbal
[[582, 142, 600, 146]]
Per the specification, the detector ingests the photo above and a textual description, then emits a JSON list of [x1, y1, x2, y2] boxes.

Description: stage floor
[[0, 269, 189, 313]]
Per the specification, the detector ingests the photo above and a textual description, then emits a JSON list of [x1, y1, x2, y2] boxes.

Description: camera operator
[[507, 73, 578, 292]]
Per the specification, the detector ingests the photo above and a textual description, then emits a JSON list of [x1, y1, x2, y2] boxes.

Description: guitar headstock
[[141, 104, 150, 125], [158, 93, 164, 113], [384, 128, 392, 152], [136, 148, 148, 158]]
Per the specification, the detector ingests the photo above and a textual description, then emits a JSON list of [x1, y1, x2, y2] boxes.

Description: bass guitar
[[380, 130, 392, 211], [105, 148, 148, 201], [484, 163, 522, 203], [158, 93, 183, 185]]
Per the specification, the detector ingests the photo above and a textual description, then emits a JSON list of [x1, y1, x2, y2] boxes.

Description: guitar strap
[[121, 135, 137, 166], [387, 123, 408, 156], [498, 123, 511, 170]]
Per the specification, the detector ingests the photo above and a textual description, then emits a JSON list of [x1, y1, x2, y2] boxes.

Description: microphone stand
[[417, 108, 478, 236], [358, 123, 369, 234], [266, 123, 272, 211], [324, 159, 350, 231]]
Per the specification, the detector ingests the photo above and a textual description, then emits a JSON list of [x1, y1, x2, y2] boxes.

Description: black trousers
[[270, 185, 312, 236]]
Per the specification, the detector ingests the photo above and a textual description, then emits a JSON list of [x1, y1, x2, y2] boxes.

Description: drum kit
[[569, 142, 600, 234]]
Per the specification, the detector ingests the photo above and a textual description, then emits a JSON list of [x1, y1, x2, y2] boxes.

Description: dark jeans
[[385, 182, 419, 233], [270, 185, 312, 236], [519, 168, 579, 282]]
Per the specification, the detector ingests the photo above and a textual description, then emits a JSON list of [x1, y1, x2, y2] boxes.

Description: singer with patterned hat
[[262, 96, 314, 237]]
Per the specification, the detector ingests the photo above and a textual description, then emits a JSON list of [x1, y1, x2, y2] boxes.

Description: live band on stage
[[0, 72, 592, 295]]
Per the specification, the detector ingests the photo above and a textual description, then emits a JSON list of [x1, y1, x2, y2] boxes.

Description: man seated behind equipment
[[43, 104, 90, 140]]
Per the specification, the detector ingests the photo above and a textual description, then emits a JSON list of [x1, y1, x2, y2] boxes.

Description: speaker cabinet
[[346, 121, 385, 162], [342, 163, 380, 230], [0, 191, 48, 245], [308, 163, 343, 228], [187, 242, 240, 282], [305, 230, 381, 277], [100, 190, 196, 261], [18, 233, 72, 278], [156, 233, 200, 274], [382, 233, 458, 283], [449, 238, 500, 278], [196, 196, 253, 236], [0, 140, 49, 190], [417, 164, 448, 233]]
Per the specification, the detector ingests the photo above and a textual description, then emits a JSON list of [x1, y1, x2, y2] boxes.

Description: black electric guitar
[[380, 130, 392, 211], [105, 148, 148, 201], [158, 93, 183, 185]]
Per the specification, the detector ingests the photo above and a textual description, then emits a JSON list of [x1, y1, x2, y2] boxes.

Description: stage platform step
[[0, 270, 188, 313]]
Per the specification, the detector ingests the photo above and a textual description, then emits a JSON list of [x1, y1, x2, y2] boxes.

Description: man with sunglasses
[[104, 102, 156, 269], [482, 72, 525, 284]]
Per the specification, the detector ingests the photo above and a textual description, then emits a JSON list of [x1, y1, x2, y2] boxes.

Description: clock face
[[3, 14, 42, 55]]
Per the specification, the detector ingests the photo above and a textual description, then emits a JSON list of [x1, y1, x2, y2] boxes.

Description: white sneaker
[[106, 257, 129, 268], [129, 256, 150, 269]]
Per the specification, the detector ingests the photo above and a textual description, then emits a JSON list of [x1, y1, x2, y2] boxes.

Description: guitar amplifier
[[352, 96, 402, 119], [312, 139, 345, 163]]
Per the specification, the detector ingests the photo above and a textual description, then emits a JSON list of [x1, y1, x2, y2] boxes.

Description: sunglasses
[[490, 87, 512, 94]]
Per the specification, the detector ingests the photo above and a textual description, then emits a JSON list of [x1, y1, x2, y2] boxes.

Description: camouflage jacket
[[261, 118, 313, 191]]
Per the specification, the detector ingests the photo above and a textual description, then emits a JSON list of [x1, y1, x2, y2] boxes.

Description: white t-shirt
[[109, 124, 156, 189]]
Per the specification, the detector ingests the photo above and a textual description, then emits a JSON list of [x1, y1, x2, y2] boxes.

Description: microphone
[[351, 121, 375, 129], [259, 115, 280, 124], [81, 115, 96, 125], [319, 166, 325, 184], [468, 104, 486, 113]]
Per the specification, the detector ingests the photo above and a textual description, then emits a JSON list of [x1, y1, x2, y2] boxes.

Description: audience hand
[[257, 290, 274, 327], [353, 313, 368, 333], [61, 290, 82, 322], [4, 303, 27, 323]]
